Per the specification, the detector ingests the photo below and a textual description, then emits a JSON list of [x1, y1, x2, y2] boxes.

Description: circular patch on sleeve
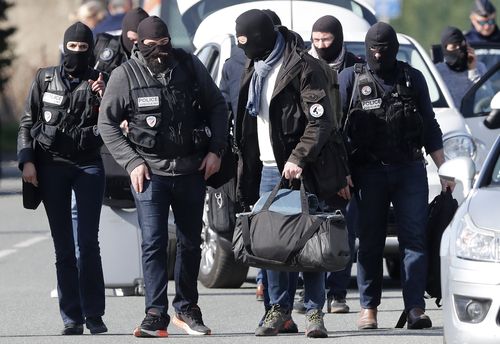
[[100, 48, 114, 61], [361, 85, 372, 96], [309, 103, 324, 118]]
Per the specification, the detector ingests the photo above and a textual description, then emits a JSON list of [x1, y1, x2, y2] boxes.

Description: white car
[[439, 104, 500, 343]]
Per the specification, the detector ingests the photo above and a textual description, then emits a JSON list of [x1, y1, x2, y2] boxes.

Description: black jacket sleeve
[[17, 69, 43, 170], [191, 54, 229, 155]]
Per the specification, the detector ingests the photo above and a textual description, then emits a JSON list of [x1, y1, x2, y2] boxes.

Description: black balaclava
[[441, 26, 468, 72], [262, 9, 281, 26], [311, 15, 344, 63], [137, 16, 172, 73], [121, 7, 149, 54], [365, 22, 399, 77], [235, 9, 277, 60], [63, 22, 94, 78]]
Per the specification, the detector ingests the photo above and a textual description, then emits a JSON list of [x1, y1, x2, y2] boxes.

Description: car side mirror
[[485, 92, 500, 129], [438, 157, 476, 198]]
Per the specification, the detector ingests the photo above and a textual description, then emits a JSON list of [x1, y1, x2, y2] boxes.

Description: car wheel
[[198, 210, 248, 288], [385, 256, 401, 280], [166, 238, 176, 281]]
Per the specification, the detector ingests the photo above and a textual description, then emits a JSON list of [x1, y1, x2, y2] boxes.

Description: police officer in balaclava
[[18, 21, 107, 335], [98, 15, 228, 338], [63, 21, 95, 80], [93, 7, 149, 73], [121, 7, 149, 55], [435, 26, 488, 108], [338, 22, 454, 331], [309, 15, 363, 72], [235, 9, 277, 61]]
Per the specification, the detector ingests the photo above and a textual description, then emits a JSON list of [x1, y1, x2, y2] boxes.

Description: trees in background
[[0, 0, 15, 92], [391, 0, 475, 55]]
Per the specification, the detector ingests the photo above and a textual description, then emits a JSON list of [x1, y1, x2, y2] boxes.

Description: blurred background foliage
[[391, 0, 480, 54]]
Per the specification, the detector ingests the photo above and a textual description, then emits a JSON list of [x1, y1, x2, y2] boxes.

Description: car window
[[196, 44, 220, 80], [345, 42, 445, 107], [461, 65, 499, 118]]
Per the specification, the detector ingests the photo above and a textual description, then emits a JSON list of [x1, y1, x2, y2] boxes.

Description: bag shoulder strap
[[287, 217, 324, 261]]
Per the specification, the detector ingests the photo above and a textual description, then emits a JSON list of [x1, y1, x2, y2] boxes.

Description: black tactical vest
[[31, 67, 102, 157], [93, 33, 128, 74], [346, 62, 424, 164], [122, 50, 209, 159]]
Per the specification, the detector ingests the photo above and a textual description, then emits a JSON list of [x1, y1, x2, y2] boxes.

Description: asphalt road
[[0, 159, 444, 343]]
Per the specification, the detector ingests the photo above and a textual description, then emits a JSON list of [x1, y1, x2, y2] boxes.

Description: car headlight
[[443, 135, 476, 160], [455, 214, 500, 262]]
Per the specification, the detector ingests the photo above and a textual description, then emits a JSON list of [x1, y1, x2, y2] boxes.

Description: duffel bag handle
[[261, 176, 309, 213]]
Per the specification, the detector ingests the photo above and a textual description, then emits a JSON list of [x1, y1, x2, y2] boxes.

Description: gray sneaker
[[305, 309, 328, 338], [327, 297, 350, 313], [255, 305, 292, 336]]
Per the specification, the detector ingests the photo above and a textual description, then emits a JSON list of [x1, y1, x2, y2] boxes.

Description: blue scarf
[[246, 32, 286, 117]]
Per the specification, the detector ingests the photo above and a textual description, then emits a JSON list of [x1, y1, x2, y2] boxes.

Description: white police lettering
[[138, 96, 160, 108], [43, 111, 52, 122], [361, 85, 372, 96], [146, 115, 157, 127], [309, 104, 324, 118], [100, 48, 114, 61], [42, 92, 64, 105], [361, 98, 382, 110]]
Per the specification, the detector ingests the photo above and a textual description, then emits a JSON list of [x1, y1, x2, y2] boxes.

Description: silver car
[[439, 108, 500, 344]]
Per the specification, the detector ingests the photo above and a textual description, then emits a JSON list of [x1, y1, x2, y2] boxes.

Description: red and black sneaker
[[133, 312, 169, 338], [172, 305, 211, 335]]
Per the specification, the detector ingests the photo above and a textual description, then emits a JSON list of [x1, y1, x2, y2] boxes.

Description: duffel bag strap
[[286, 217, 324, 261], [240, 215, 253, 254], [262, 176, 309, 213]]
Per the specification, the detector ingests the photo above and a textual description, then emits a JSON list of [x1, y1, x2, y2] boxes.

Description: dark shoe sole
[[306, 329, 328, 338], [357, 323, 378, 330], [172, 315, 211, 335], [61, 325, 84, 335], [408, 318, 432, 329], [255, 326, 279, 336], [279, 319, 298, 334], [87, 324, 108, 334], [133, 327, 169, 337]]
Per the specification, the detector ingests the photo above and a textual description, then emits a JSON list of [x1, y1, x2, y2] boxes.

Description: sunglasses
[[477, 18, 495, 26]]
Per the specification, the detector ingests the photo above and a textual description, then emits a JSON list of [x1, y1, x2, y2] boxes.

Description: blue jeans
[[353, 160, 428, 311], [132, 173, 205, 316], [38, 161, 105, 325], [259, 166, 325, 312], [326, 198, 357, 300]]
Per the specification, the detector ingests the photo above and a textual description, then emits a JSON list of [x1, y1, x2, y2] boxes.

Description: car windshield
[[151, 0, 376, 51], [344, 42, 446, 107]]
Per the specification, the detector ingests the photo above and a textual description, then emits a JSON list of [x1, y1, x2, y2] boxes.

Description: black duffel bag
[[232, 178, 350, 272]]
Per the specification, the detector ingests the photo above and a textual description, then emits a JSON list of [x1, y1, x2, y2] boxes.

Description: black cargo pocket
[[34, 123, 58, 150], [128, 114, 162, 149], [78, 125, 103, 151], [302, 89, 326, 118]]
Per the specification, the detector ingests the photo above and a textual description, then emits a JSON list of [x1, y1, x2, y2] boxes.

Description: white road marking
[[13, 236, 48, 248], [0, 249, 17, 258]]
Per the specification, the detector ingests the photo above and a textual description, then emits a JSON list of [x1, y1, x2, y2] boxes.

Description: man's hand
[[283, 161, 303, 180], [130, 163, 150, 193], [88, 72, 105, 97], [22, 162, 38, 187], [337, 175, 354, 200], [467, 46, 477, 70], [199, 152, 221, 180]]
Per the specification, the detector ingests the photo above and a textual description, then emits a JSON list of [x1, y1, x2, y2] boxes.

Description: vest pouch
[[78, 125, 103, 151], [128, 113, 162, 150], [192, 123, 211, 152], [32, 122, 58, 151]]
